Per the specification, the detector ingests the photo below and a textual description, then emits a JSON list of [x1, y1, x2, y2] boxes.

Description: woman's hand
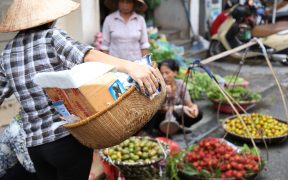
[[84, 50, 161, 95], [127, 63, 161, 95], [183, 104, 199, 118], [166, 85, 173, 97]]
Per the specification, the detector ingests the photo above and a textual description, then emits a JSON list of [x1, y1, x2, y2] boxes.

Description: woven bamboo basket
[[63, 75, 166, 149]]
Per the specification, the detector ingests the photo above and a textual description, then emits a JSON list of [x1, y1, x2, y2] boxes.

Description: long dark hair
[[118, 0, 143, 13], [158, 59, 179, 73], [20, 21, 55, 33]]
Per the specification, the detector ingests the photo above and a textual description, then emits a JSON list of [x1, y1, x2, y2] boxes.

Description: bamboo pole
[[211, 80, 261, 163], [201, 40, 257, 65], [254, 38, 288, 122], [200, 38, 288, 121]]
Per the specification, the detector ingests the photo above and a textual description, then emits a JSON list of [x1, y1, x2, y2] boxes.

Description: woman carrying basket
[[0, 0, 161, 180]]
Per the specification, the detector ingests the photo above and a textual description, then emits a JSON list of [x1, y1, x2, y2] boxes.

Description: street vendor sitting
[[143, 59, 203, 136]]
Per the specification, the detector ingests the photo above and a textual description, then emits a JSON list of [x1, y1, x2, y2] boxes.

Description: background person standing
[[101, 0, 150, 61]]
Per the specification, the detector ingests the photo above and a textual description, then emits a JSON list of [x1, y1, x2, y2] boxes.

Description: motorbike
[[209, 3, 288, 65]]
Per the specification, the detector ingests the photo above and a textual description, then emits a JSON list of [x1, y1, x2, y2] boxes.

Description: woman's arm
[[179, 80, 199, 118], [139, 16, 150, 52], [84, 50, 160, 95], [100, 17, 111, 52]]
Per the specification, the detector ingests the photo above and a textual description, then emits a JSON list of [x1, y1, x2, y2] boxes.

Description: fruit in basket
[[225, 113, 288, 138], [102, 136, 165, 164], [175, 137, 263, 179]]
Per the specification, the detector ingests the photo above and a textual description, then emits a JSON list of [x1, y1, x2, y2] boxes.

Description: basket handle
[[52, 115, 80, 130], [156, 139, 168, 159], [51, 121, 67, 131]]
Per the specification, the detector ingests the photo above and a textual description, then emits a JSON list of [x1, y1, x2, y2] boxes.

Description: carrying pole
[[201, 39, 258, 64]]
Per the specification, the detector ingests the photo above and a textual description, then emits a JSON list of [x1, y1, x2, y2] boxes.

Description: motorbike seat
[[252, 21, 288, 37]]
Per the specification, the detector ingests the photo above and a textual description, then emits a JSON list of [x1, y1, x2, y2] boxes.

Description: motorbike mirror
[[231, 5, 253, 22]]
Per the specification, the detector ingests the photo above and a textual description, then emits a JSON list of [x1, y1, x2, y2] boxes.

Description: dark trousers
[[0, 162, 39, 180], [143, 110, 203, 134], [28, 135, 93, 180]]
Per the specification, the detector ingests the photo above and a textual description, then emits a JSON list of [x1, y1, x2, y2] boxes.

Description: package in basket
[[33, 62, 120, 121]]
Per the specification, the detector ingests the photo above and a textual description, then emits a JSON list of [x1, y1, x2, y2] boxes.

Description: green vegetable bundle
[[176, 70, 213, 100], [223, 75, 245, 83], [207, 86, 261, 102]]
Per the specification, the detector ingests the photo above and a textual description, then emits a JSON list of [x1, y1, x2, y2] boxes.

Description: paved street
[[172, 60, 288, 180]]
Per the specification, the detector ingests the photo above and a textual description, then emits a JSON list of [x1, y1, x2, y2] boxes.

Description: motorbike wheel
[[208, 40, 225, 57]]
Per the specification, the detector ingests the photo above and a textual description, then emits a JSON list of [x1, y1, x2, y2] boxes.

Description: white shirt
[[101, 11, 150, 61]]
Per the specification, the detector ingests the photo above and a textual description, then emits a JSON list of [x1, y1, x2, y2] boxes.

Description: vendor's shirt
[[163, 79, 191, 107], [0, 27, 93, 147], [101, 11, 150, 61]]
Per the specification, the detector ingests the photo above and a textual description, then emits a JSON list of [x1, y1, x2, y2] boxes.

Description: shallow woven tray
[[223, 114, 288, 143], [99, 136, 170, 167], [210, 99, 259, 113], [177, 138, 262, 180]]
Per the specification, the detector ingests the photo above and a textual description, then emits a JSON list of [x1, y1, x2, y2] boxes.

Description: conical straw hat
[[0, 0, 79, 32]]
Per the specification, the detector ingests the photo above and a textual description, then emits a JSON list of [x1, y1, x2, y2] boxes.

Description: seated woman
[[144, 59, 203, 136]]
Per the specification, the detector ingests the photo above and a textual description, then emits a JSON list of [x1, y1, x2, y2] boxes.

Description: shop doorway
[[100, 0, 113, 28]]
